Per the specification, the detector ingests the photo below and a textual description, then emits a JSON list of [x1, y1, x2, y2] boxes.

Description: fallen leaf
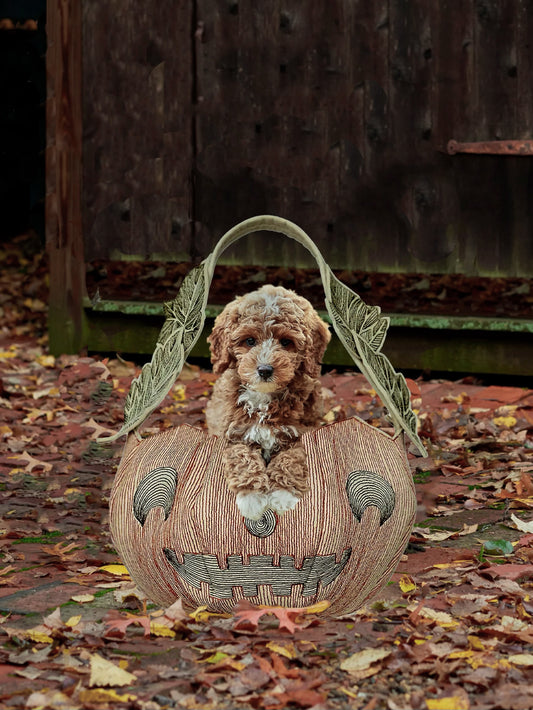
[[85, 418, 117, 440], [99, 564, 130, 576], [492, 415, 517, 428], [65, 615, 82, 628], [89, 653, 137, 687], [161, 597, 189, 623], [26, 690, 78, 709], [233, 599, 330, 632], [189, 605, 231, 622], [150, 622, 176, 638], [25, 630, 54, 643], [9, 450, 52, 473], [511, 513, 533, 533], [399, 575, 417, 593], [71, 594, 95, 603], [78, 688, 137, 703], [426, 697, 469, 710], [266, 640, 298, 659], [340, 647, 392, 674], [508, 653, 533, 666], [414, 607, 460, 629], [104, 611, 151, 637]]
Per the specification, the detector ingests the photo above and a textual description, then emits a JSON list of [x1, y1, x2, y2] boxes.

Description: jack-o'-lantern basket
[[102, 216, 426, 617]]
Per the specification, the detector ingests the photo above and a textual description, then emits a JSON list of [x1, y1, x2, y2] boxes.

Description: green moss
[[12, 531, 63, 545]]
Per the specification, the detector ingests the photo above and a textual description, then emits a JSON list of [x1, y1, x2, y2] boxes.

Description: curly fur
[[206, 285, 331, 520]]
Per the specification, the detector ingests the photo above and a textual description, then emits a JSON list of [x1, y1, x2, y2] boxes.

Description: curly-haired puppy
[[206, 285, 331, 520]]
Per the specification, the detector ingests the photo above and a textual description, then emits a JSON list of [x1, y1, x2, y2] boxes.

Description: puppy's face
[[208, 285, 331, 391], [230, 322, 306, 393]]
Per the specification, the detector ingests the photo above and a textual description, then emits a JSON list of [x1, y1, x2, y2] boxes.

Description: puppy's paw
[[268, 489, 300, 515], [236, 491, 270, 521]]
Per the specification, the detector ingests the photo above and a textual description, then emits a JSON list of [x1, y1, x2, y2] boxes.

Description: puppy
[[206, 285, 331, 520]]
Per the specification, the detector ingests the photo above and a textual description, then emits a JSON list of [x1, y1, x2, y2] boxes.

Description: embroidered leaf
[[324, 273, 426, 455], [99, 262, 212, 441]]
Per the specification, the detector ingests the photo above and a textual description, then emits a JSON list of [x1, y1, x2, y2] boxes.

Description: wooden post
[[46, 0, 86, 355]]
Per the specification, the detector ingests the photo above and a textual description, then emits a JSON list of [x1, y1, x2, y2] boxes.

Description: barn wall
[[82, 0, 533, 277], [82, 0, 194, 261]]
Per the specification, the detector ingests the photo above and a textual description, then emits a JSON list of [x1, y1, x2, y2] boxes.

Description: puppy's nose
[[257, 364, 274, 380]]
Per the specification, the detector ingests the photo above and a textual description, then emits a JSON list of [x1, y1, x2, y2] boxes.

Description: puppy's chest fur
[[229, 388, 299, 461]]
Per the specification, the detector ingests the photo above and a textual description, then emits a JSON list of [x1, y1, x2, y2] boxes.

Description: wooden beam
[[83, 299, 533, 377], [46, 0, 87, 355]]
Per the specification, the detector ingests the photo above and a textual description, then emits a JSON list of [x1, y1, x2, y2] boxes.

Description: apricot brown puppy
[[206, 285, 331, 520]]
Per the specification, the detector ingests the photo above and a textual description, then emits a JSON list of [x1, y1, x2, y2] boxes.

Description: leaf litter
[[0, 238, 533, 708]]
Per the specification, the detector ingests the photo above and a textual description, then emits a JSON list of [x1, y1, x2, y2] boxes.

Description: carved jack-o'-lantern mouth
[[163, 548, 352, 598]]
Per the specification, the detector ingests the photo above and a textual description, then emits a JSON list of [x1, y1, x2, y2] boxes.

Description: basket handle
[[101, 216, 426, 455]]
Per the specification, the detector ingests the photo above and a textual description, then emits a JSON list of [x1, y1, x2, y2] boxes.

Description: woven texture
[[109, 417, 416, 617]]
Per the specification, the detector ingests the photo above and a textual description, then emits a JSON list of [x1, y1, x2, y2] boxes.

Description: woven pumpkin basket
[[103, 216, 426, 617]]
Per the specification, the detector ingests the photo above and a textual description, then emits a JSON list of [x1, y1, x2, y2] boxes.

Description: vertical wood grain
[[46, 0, 86, 355]]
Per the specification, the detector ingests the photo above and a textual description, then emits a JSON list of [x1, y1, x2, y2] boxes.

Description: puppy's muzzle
[[257, 364, 274, 381]]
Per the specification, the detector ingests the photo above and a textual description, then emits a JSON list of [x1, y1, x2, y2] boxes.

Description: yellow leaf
[[492, 415, 517, 429], [26, 630, 54, 643], [432, 560, 472, 569], [171, 384, 186, 401], [302, 599, 330, 615], [189, 605, 231, 622], [79, 688, 137, 704], [426, 698, 469, 710], [340, 647, 392, 673], [37, 354, 56, 368], [339, 688, 359, 699], [509, 653, 533, 666], [0, 350, 16, 360], [199, 651, 246, 670], [468, 635, 484, 651], [150, 622, 176, 638], [448, 650, 474, 660], [65, 615, 82, 628], [418, 607, 459, 629], [89, 653, 136, 687], [266, 641, 298, 659], [99, 564, 130, 576], [399, 576, 417, 593]]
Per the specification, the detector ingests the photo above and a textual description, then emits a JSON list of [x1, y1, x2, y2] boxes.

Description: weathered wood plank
[[82, 0, 194, 261], [46, 0, 87, 355], [469, 0, 517, 275]]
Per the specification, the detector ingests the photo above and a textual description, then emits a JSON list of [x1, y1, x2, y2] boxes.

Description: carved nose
[[257, 364, 274, 380]]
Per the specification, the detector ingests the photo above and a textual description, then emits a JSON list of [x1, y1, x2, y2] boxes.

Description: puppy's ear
[[303, 313, 331, 378], [207, 306, 238, 374]]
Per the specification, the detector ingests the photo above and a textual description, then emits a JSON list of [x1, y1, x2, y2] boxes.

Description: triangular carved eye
[[244, 509, 278, 538], [346, 470, 396, 526], [133, 467, 178, 526]]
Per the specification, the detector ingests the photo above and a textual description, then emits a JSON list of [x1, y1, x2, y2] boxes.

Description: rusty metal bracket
[[447, 139, 533, 155]]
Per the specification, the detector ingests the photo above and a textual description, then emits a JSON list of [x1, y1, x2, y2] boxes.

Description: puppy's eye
[[244, 337, 256, 347], [280, 338, 293, 348]]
